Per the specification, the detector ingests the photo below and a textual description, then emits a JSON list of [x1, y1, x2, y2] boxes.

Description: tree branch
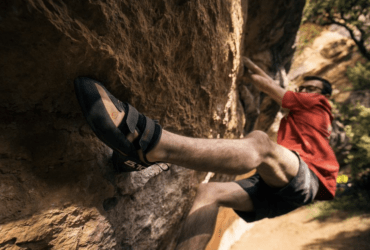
[[327, 15, 370, 61]]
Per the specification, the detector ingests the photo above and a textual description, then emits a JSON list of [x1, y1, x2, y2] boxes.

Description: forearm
[[243, 58, 286, 106], [251, 76, 286, 106]]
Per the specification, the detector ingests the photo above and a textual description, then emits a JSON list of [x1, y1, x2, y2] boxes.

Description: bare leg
[[175, 182, 253, 250], [102, 95, 298, 183], [146, 130, 265, 174], [104, 99, 300, 249], [147, 130, 299, 186], [172, 136, 299, 250], [144, 130, 300, 250]]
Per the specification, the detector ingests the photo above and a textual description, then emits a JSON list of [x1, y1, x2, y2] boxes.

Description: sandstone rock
[[0, 0, 304, 249], [289, 26, 362, 101]]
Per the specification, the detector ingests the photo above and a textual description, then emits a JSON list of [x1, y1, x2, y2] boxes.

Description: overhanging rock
[[0, 0, 305, 249]]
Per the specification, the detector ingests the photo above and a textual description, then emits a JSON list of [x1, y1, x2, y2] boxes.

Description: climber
[[74, 57, 339, 250]]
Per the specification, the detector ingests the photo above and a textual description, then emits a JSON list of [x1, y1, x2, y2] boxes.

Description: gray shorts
[[234, 151, 319, 222]]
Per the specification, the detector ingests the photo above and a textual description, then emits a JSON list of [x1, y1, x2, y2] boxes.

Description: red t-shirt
[[277, 91, 339, 200]]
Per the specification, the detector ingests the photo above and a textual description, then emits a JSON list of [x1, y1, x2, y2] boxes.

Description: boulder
[[0, 0, 304, 249]]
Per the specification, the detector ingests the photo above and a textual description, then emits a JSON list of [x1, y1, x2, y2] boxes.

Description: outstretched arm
[[243, 58, 286, 106]]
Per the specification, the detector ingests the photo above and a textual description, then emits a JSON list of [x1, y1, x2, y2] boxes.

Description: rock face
[[0, 1, 304, 249]]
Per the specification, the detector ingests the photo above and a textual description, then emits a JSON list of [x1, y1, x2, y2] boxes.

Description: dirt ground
[[230, 205, 370, 250]]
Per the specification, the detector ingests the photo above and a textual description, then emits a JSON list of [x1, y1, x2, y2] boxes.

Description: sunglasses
[[295, 85, 323, 93]]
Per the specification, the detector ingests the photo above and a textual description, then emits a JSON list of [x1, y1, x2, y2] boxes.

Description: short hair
[[303, 76, 332, 96]]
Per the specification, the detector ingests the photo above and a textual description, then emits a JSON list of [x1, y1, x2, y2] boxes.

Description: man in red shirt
[[74, 58, 339, 250]]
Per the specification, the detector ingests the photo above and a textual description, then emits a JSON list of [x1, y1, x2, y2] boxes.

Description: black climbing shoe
[[74, 77, 162, 171]]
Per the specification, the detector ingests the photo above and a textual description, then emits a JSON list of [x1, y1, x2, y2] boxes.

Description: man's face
[[297, 80, 324, 94]]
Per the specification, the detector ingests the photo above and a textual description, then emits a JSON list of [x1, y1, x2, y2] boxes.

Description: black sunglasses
[[295, 85, 323, 93]]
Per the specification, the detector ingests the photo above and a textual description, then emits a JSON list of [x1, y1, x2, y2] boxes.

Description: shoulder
[[285, 92, 328, 105]]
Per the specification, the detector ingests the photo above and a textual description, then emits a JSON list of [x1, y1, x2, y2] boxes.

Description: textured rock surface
[[0, 0, 304, 249], [289, 24, 365, 103]]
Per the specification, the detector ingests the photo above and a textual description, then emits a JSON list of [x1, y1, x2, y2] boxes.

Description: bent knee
[[195, 183, 229, 206], [196, 183, 219, 200], [246, 130, 276, 156], [196, 182, 253, 210], [246, 130, 269, 142]]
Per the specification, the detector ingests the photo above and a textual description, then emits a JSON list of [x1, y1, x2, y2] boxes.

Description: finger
[[242, 72, 252, 82]]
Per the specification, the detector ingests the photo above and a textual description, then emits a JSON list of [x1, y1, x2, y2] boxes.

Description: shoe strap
[[138, 116, 155, 152], [118, 103, 161, 155], [124, 103, 139, 134]]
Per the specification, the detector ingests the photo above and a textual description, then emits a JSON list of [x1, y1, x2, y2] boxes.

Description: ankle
[[146, 130, 175, 163], [145, 140, 167, 163]]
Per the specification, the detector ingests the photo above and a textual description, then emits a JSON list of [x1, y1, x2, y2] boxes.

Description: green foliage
[[303, 0, 370, 29], [340, 103, 370, 178], [295, 23, 324, 55], [302, 0, 370, 60], [308, 190, 370, 220], [347, 61, 370, 90]]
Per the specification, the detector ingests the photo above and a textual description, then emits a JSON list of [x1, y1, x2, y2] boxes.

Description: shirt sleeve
[[282, 91, 323, 111]]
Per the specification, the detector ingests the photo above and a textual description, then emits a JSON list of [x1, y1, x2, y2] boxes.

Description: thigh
[[257, 143, 300, 188], [199, 182, 254, 212], [275, 156, 319, 205]]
